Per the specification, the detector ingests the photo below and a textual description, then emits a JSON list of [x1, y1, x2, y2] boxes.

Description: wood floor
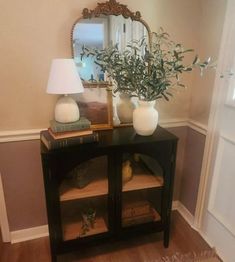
[[0, 211, 212, 262]]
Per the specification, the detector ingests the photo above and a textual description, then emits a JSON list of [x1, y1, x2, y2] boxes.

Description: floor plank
[[0, 211, 212, 262]]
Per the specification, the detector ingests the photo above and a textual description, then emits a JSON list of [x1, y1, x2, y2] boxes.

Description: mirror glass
[[72, 15, 149, 82]]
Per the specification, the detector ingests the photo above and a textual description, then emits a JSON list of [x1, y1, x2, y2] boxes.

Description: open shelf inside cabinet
[[63, 214, 108, 241], [60, 156, 108, 201], [123, 173, 163, 192], [60, 176, 108, 201], [122, 154, 163, 192], [122, 189, 161, 228], [61, 197, 108, 241]]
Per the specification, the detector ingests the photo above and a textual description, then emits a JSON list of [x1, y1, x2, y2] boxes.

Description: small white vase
[[133, 100, 158, 136], [116, 94, 135, 124]]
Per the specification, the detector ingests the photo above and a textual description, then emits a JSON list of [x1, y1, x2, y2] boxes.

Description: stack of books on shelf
[[41, 117, 99, 150], [122, 200, 155, 227]]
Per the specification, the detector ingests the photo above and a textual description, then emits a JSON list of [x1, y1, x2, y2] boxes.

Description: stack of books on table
[[40, 117, 99, 150]]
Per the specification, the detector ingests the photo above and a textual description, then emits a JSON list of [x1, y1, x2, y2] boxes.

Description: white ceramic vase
[[116, 93, 135, 124], [133, 100, 158, 136]]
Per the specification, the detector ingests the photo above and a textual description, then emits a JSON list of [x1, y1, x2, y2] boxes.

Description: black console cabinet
[[41, 126, 178, 261]]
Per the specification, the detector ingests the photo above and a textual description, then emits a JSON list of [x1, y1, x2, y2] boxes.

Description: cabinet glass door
[[59, 156, 109, 241], [121, 153, 163, 228]]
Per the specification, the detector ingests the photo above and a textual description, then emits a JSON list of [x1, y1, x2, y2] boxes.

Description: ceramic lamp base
[[54, 95, 80, 123]]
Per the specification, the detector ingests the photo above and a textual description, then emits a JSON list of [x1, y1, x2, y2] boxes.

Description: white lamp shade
[[47, 59, 84, 94]]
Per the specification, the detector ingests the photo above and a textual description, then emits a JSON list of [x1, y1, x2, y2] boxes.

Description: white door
[[199, 1, 235, 261]]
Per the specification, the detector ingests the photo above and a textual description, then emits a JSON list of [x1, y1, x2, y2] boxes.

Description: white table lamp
[[47, 59, 84, 123]]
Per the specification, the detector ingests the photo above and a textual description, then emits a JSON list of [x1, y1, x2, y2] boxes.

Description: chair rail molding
[[0, 129, 46, 143], [188, 119, 207, 136], [0, 119, 207, 143]]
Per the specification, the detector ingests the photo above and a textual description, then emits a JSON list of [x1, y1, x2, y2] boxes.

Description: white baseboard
[[11, 225, 49, 244], [198, 231, 225, 261], [176, 201, 196, 230], [172, 200, 180, 210], [198, 230, 214, 248], [173, 201, 199, 231]]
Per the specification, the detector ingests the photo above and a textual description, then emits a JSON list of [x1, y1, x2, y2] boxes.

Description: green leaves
[[80, 28, 214, 101]]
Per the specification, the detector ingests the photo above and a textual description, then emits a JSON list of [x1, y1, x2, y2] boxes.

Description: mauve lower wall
[[179, 128, 206, 215], [0, 140, 47, 231], [166, 127, 188, 200], [0, 127, 205, 231]]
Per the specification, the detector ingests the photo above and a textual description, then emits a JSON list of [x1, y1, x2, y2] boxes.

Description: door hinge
[[123, 23, 126, 33]]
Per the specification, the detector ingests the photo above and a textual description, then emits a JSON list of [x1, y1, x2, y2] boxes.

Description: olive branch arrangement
[[81, 28, 215, 102]]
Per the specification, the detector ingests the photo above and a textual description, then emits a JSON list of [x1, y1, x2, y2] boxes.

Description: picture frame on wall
[[74, 83, 113, 130]]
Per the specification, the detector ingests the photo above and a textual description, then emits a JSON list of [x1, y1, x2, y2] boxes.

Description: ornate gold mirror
[[71, 0, 151, 83], [71, 0, 152, 129]]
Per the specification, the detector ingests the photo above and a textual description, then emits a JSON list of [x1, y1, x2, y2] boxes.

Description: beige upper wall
[[189, 0, 227, 126], [0, 0, 201, 131]]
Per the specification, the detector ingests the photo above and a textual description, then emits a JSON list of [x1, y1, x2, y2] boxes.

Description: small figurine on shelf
[[81, 207, 96, 236], [122, 160, 133, 183]]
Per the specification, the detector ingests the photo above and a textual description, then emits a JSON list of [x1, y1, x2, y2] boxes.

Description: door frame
[[0, 172, 11, 242], [194, 0, 233, 230]]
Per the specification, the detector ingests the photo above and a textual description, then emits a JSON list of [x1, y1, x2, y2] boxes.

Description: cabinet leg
[[163, 227, 170, 248], [51, 253, 57, 262]]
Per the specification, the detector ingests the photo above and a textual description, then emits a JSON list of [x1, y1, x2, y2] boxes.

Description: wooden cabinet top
[[41, 126, 178, 154]]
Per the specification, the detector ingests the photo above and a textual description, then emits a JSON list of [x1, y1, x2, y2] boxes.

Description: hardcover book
[[40, 130, 99, 150], [50, 117, 91, 133], [48, 128, 93, 140]]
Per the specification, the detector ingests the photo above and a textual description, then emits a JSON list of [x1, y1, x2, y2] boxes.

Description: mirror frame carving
[[82, 0, 150, 31]]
